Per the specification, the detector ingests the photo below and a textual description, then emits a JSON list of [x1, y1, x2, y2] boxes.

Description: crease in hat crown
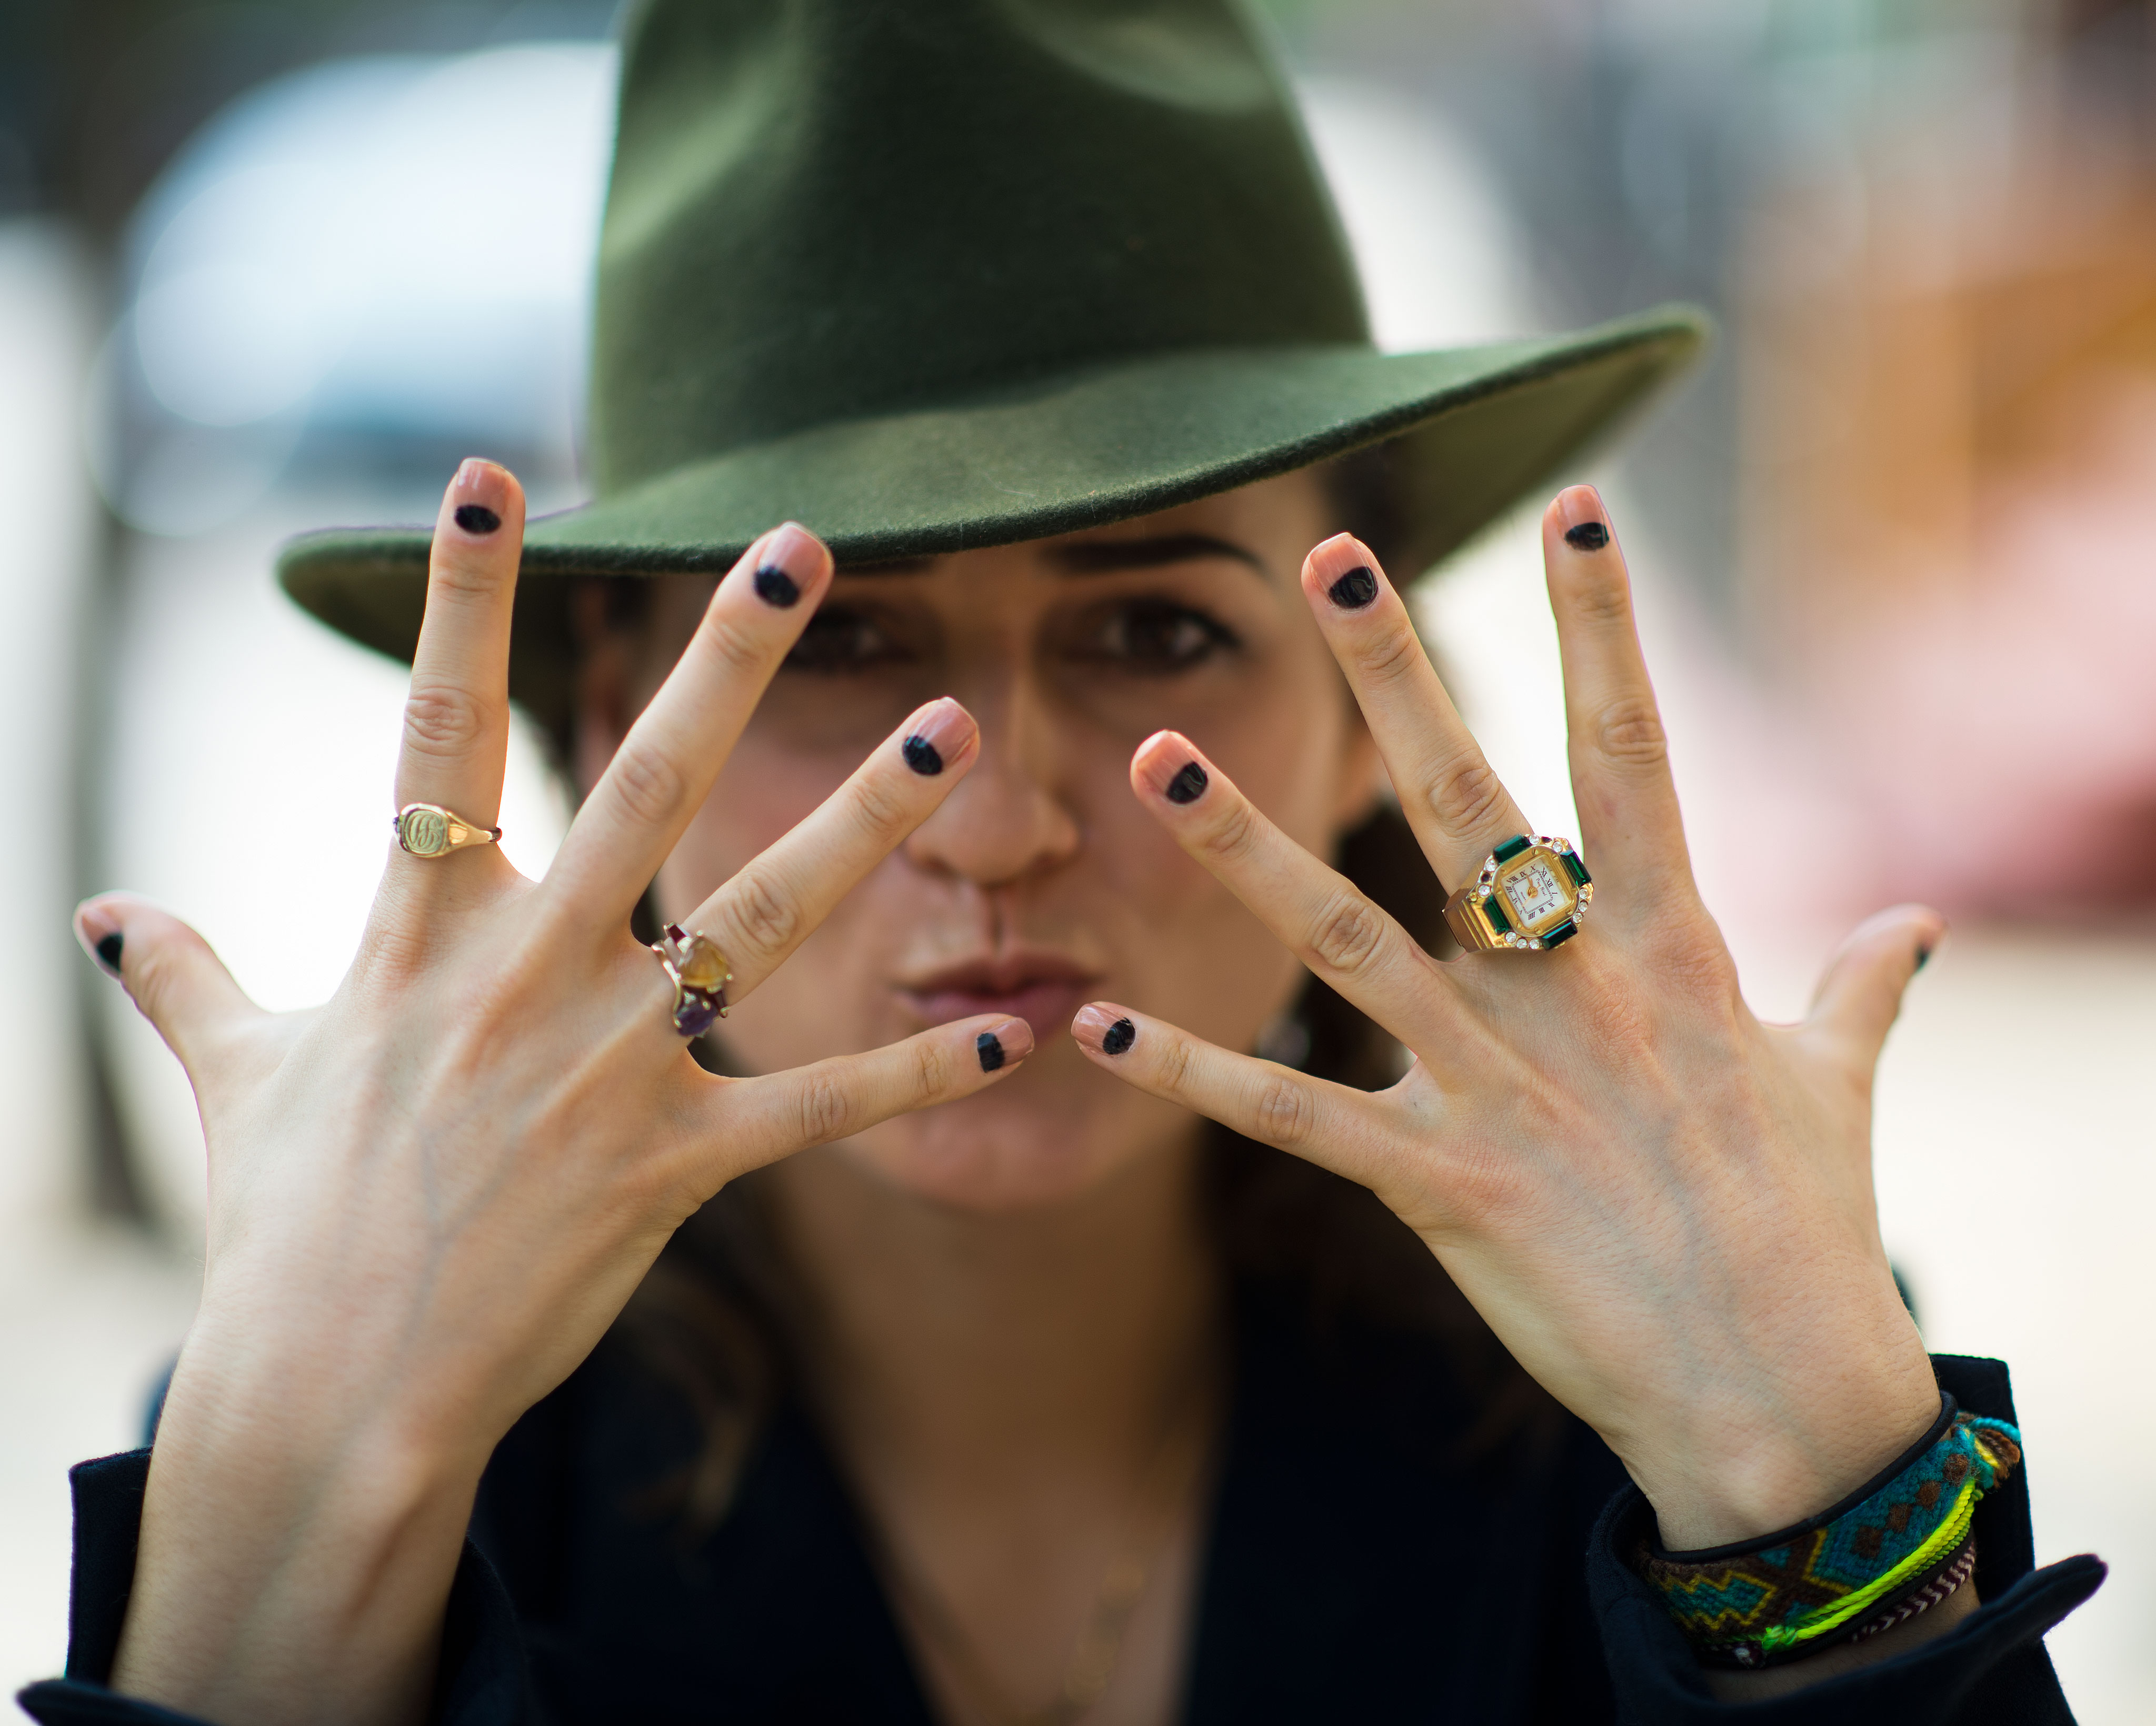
[[592, 0, 1369, 488], [277, 0, 1708, 735]]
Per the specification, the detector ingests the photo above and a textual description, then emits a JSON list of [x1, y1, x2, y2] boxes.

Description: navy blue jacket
[[18, 1290, 2103, 1724]]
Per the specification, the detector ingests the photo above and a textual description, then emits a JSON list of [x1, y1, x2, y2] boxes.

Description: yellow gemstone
[[676, 936, 731, 991]]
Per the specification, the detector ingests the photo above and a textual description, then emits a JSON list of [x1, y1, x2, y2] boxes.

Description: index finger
[[545, 523, 832, 929]]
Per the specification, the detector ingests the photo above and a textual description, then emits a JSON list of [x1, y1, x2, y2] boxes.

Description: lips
[[895, 955, 1103, 1039]]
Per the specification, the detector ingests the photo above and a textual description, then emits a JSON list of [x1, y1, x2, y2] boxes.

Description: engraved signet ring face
[[394, 803, 502, 858]]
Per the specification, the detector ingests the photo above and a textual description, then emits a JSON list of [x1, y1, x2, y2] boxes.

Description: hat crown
[[591, 0, 1369, 494]]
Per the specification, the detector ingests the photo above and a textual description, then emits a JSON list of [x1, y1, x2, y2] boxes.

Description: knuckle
[[1348, 621, 1423, 689], [1442, 1137, 1530, 1227], [720, 867, 800, 966], [401, 681, 499, 762], [428, 547, 508, 602], [605, 744, 688, 831], [1197, 796, 1263, 867], [849, 769, 917, 839], [1251, 1074, 1315, 1148], [911, 1036, 954, 1102], [1594, 697, 1670, 771], [793, 1070, 855, 1146], [1154, 1031, 1196, 1099], [1306, 890, 1389, 977], [1418, 753, 1508, 837], [1566, 564, 1633, 627], [695, 613, 772, 678]]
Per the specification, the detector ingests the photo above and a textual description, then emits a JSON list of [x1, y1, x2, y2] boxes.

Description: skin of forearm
[[109, 1358, 485, 1726]]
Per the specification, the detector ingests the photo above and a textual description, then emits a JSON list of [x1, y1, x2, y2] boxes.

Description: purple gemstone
[[674, 988, 720, 1039]]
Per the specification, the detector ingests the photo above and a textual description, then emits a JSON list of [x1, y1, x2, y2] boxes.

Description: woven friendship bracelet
[[1636, 1396, 2022, 1669]]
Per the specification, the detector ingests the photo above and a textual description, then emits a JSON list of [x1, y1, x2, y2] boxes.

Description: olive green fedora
[[278, 0, 1705, 735]]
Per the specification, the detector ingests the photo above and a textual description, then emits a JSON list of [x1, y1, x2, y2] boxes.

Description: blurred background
[[2, 0, 2151, 1715]]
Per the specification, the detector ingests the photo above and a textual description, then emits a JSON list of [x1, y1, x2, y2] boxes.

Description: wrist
[[1625, 1331, 1940, 1550], [113, 1326, 488, 1725]]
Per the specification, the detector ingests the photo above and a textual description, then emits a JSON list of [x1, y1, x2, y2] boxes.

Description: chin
[[840, 1054, 1176, 1214]]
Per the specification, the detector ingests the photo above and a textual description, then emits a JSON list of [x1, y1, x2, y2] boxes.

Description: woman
[[26, 2, 2100, 1723]]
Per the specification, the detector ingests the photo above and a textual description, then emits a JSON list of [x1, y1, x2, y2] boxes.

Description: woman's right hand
[[76, 460, 1027, 1726]]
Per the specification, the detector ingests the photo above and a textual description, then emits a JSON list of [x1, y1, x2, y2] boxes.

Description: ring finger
[[1127, 729, 1459, 1053], [1299, 532, 1533, 894], [392, 459, 525, 838], [676, 697, 981, 1007]]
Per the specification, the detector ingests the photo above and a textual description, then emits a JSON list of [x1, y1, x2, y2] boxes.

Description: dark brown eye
[[781, 606, 905, 674], [1083, 599, 1240, 671]]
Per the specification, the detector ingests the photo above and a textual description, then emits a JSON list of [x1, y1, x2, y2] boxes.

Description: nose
[[902, 675, 1080, 889]]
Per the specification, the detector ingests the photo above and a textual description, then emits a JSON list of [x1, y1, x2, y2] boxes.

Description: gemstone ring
[[1442, 834, 1593, 953], [650, 923, 733, 1037]]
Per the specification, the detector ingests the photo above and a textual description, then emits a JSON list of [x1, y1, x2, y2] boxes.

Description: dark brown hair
[[581, 447, 1552, 1527]]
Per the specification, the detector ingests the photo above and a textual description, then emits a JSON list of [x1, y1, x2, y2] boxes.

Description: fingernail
[[751, 523, 820, 608], [76, 903, 124, 977], [976, 1017, 1033, 1072], [1073, 1005, 1136, 1056], [1165, 761, 1208, 805], [449, 458, 506, 537], [1556, 486, 1610, 551], [1326, 565, 1379, 609], [900, 699, 972, 777]]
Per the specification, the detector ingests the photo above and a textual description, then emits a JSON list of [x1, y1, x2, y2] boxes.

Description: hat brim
[[278, 304, 1706, 738]]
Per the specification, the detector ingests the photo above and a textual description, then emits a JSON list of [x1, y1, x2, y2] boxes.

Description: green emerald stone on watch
[[1561, 850, 1591, 888], [1483, 893, 1512, 936], [1542, 918, 1579, 947], [1493, 834, 1532, 864]]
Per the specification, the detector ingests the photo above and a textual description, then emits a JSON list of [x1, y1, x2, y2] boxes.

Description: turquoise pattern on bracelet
[[1636, 1410, 2021, 1667]]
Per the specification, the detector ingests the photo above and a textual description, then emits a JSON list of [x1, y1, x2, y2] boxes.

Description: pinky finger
[[709, 1013, 1035, 1177], [1070, 1003, 1384, 1187], [75, 894, 271, 1092]]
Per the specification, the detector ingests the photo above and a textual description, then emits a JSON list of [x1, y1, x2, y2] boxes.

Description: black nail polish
[[902, 736, 943, 776], [1563, 521, 1610, 552], [95, 932, 123, 975], [1326, 565, 1379, 609], [453, 504, 501, 536], [1165, 761, 1208, 805], [1915, 945, 1932, 972], [754, 565, 801, 608], [1102, 1017, 1135, 1056], [976, 1031, 1005, 1073]]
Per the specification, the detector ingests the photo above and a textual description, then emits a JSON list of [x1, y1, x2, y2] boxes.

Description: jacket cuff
[[15, 1449, 533, 1726], [1586, 1356, 2106, 1724]]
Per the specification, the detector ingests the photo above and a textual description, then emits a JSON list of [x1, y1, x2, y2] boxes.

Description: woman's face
[[577, 470, 1379, 1212]]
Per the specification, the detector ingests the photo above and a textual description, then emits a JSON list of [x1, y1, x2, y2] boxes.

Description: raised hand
[[1074, 486, 1943, 1554], [76, 461, 1023, 1726]]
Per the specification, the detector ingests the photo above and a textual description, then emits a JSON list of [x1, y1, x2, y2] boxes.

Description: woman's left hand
[[1073, 485, 1942, 1553]]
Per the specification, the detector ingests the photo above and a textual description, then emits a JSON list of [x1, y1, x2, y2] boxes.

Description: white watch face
[[1499, 855, 1571, 930]]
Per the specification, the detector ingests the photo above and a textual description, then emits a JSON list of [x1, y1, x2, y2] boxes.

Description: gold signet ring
[[394, 803, 503, 858]]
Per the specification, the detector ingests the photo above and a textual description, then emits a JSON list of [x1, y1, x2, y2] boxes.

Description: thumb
[[1803, 903, 1946, 1069], [77, 894, 266, 1084]]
